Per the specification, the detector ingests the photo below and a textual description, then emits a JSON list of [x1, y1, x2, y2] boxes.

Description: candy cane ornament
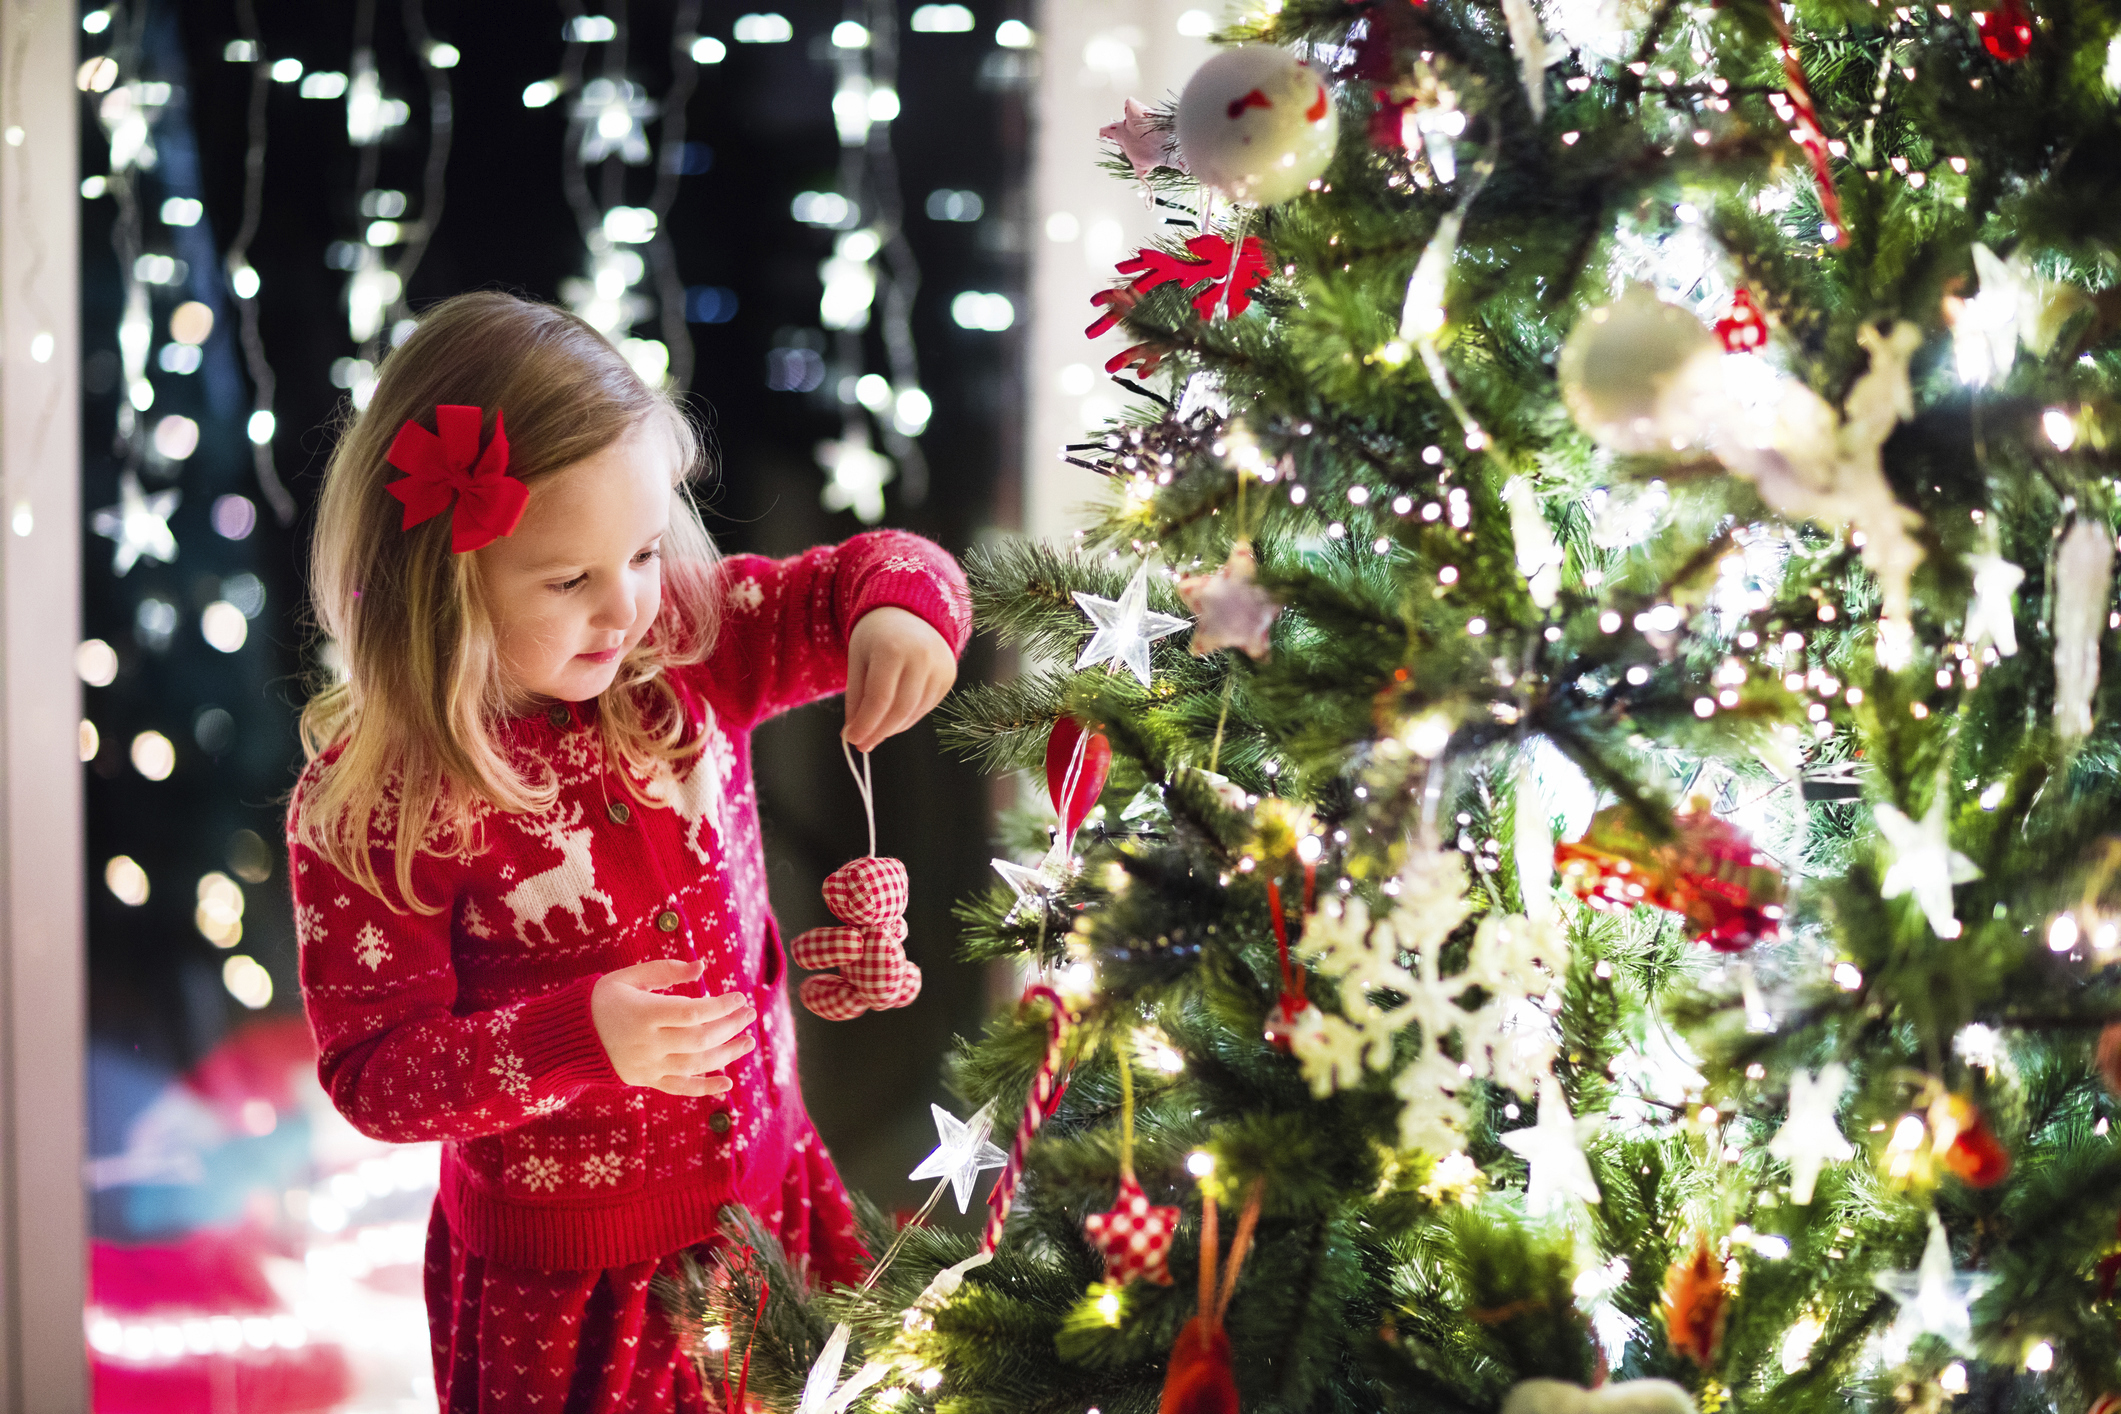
[[981, 984, 1077, 1254], [791, 745, 923, 1020]]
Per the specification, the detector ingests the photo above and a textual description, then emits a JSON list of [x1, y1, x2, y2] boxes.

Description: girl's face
[[481, 419, 675, 704]]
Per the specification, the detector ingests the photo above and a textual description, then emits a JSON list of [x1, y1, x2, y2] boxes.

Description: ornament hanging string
[[981, 985, 1077, 1254], [1266, 878, 1306, 1009], [1191, 1177, 1265, 1331], [1211, 199, 1251, 325], [841, 739, 877, 859], [1116, 1034, 1137, 1177], [1398, 141, 1504, 463]]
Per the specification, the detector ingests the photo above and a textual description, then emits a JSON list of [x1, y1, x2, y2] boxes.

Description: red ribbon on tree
[[1750, 0, 1849, 248], [385, 404, 529, 554], [1261, 875, 1312, 1053]]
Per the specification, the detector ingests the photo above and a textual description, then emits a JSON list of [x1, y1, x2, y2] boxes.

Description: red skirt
[[424, 1124, 865, 1413]]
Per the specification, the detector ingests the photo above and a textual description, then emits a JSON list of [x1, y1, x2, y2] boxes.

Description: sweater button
[[709, 1110, 732, 1136], [607, 800, 631, 825], [656, 910, 681, 933], [546, 704, 570, 728]]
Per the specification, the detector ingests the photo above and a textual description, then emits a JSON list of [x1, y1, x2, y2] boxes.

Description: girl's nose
[[588, 575, 638, 632]]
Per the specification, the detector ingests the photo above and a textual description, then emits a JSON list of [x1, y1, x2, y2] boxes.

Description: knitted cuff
[[843, 542, 972, 656], [513, 973, 622, 1096]]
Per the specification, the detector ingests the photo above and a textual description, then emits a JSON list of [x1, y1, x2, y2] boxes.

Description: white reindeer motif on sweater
[[503, 799, 618, 944], [645, 719, 735, 865]]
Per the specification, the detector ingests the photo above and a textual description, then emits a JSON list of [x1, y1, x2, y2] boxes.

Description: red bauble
[[1975, 0, 2033, 59], [1554, 801, 1785, 951], [1045, 717, 1113, 840], [1933, 1094, 2011, 1187], [1714, 288, 1770, 353], [1660, 1238, 1729, 1366], [1369, 88, 1418, 150], [1159, 1316, 1238, 1414], [1263, 993, 1311, 1053]]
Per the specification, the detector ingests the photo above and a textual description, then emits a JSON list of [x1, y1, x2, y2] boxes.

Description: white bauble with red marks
[[1174, 46, 1339, 204]]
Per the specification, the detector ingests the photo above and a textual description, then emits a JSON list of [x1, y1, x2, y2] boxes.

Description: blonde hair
[[295, 292, 721, 911]]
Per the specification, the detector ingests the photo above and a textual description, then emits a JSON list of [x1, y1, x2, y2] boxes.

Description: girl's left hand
[[844, 607, 956, 752]]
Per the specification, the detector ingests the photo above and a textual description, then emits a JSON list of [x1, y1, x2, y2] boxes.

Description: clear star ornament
[[1072, 559, 1190, 687], [907, 1100, 1008, 1213]]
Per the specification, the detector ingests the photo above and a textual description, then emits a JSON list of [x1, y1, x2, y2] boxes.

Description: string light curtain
[[552, 0, 700, 392], [815, 0, 929, 523]]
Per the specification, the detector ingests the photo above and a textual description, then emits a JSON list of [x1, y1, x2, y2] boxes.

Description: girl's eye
[[633, 546, 661, 566], [553, 574, 588, 594]]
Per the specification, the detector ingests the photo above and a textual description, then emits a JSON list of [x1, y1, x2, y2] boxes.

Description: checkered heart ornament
[[790, 744, 923, 1020]]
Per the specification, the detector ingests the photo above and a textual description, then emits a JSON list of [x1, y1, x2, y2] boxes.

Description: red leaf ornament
[[1086, 234, 1274, 341]]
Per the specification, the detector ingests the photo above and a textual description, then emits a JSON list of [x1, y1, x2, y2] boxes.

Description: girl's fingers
[[654, 1073, 731, 1098], [653, 991, 753, 1029], [605, 957, 705, 993], [668, 1031, 759, 1069], [843, 649, 871, 742], [846, 657, 904, 751], [884, 669, 930, 740]]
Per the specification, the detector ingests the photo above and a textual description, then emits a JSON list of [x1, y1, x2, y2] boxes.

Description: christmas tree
[[665, 0, 2121, 1410]]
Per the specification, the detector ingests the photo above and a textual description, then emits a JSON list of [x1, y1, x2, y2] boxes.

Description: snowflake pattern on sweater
[[290, 531, 970, 1272]]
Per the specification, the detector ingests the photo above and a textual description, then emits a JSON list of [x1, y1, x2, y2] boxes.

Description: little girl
[[287, 292, 970, 1412]]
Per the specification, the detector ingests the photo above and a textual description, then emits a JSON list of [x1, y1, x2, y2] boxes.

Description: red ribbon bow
[[384, 405, 529, 554]]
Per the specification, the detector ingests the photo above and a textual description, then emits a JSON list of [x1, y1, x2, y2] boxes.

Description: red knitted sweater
[[289, 531, 970, 1271]]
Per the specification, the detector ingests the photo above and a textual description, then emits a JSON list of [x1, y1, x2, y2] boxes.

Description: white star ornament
[[1875, 1210, 1993, 1357], [1963, 552, 2024, 658], [92, 472, 179, 576], [1072, 560, 1191, 688], [1767, 1064, 1854, 1204], [816, 427, 895, 525], [1499, 1073, 1603, 1215], [1875, 799, 1981, 938], [908, 1100, 1008, 1213]]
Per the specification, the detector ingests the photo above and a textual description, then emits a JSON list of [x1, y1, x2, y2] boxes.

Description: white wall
[[1022, 1, 1214, 545], [0, 0, 86, 1406]]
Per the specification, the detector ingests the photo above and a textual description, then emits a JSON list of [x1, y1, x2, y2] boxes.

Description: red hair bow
[[384, 405, 528, 554]]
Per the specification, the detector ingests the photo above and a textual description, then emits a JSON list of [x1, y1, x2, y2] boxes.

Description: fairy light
[[2047, 913, 2079, 952], [555, 0, 705, 391], [816, 0, 930, 518]]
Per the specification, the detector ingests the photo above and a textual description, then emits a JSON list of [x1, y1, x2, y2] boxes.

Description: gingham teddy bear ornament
[[791, 746, 922, 1020]]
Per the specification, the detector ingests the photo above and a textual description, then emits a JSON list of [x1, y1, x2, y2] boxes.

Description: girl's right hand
[[591, 959, 757, 1097]]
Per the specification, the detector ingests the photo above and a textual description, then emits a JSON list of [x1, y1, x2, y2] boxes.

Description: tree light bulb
[[2049, 914, 2080, 952]]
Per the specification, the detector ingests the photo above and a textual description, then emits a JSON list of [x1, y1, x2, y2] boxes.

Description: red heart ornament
[[1158, 1317, 1238, 1414], [1045, 717, 1113, 841]]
